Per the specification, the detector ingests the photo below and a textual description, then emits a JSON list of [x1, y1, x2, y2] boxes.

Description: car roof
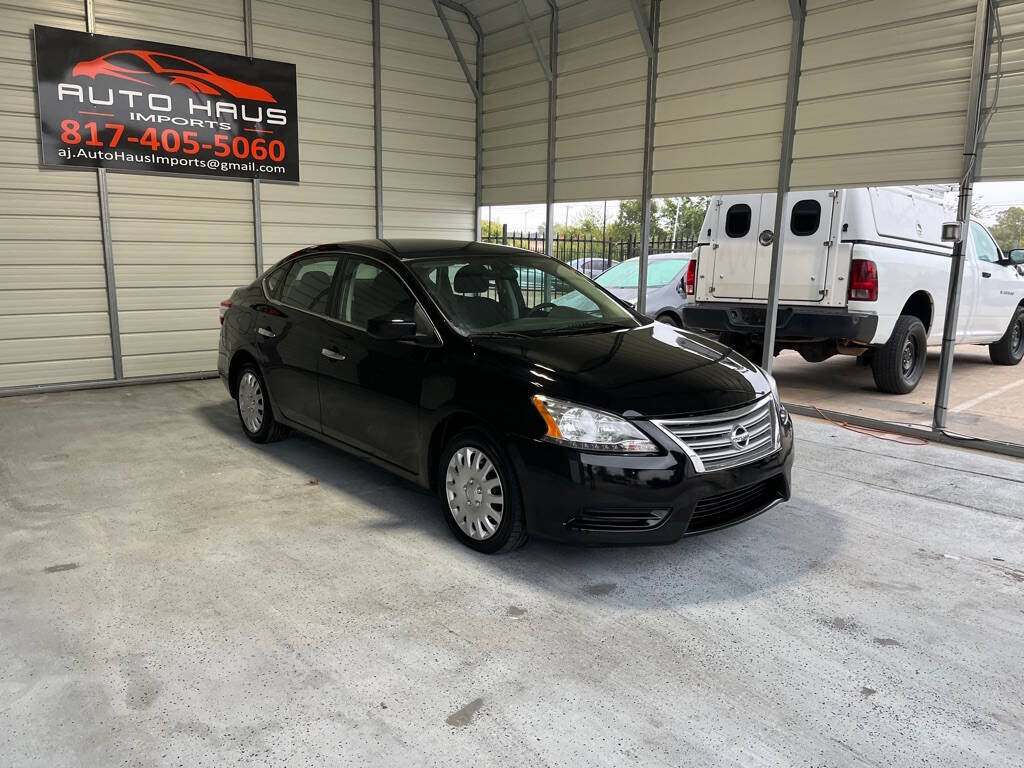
[[286, 239, 543, 262]]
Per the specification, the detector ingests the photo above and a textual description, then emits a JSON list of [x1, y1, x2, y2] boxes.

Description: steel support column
[[243, 0, 264, 273], [934, 0, 994, 429], [372, 0, 384, 238], [435, 0, 483, 238], [761, 0, 806, 372], [544, 1, 558, 263], [636, 0, 660, 316], [84, 0, 123, 379]]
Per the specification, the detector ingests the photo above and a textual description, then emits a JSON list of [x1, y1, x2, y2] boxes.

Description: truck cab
[[682, 187, 1024, 393]]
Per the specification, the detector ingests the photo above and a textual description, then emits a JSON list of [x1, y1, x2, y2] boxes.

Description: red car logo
[[72, 50, 276, 103]]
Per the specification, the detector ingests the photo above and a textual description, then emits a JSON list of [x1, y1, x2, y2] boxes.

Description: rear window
[[725, 204, 751, 238], [791, 199, 821, 236]]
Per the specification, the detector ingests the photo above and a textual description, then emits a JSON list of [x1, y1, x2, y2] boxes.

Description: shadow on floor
[[196, 399, 842, 609]]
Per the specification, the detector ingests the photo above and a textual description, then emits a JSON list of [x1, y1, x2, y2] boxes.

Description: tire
[[988, 306, 1024, 365], [438, 429, 527, 554], [656, 313, 682, 328], [235, 363, 289, 443], [871, 314, 927, 394]]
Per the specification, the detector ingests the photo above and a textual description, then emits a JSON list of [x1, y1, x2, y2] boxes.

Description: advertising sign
[[33, 25, 299, 182]]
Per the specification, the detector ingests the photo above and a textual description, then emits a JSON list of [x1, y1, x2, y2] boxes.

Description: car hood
[[470, 323, 769, 418]]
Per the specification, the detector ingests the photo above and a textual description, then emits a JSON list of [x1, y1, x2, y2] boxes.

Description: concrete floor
[[1, 380, 1023, 768], [774, 346, 1024, 445]]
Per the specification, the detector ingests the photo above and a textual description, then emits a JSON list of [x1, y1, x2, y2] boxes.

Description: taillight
[[684, 258, 697, 296], [219, 299, 232, 325], [848, 259, 878, 301]]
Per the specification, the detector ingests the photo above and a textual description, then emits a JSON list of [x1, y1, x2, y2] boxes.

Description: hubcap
[[901, 337, 917, 378], [1013, 318, 1024, 354], [445, 446, 504, 540], [237, 371, 264, 433]]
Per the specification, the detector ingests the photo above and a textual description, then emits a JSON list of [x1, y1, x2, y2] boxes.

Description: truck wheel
[[989, 306, 1024, 365], [871, 315, 927, 394]]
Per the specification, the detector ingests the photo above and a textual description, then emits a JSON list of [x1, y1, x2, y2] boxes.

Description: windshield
[[596, 258, 689, 289], [408, 254, 638, 336]]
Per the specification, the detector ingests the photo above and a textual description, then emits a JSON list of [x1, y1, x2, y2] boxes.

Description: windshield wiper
[[469, 330, 532, 339], [529, 322, 630, 336]]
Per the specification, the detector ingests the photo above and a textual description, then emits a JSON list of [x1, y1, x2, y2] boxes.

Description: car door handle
[[321, 348, 346, 361], [257, 327, 276, 338], [982, 271, 992, 278]]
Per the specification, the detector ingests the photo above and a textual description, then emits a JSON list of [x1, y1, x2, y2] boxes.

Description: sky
[[482, 181, 1024, 234]]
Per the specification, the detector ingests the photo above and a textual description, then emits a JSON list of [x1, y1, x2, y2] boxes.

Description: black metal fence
[[481, 226, 696, 266]]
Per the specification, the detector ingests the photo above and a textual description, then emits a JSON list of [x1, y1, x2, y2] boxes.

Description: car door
[[707, 194, 760, 299], [752, 191, 837, 302], [259, 253, 340, 431], [318, 255, 434, 472], [969, 221, 1023, 340]]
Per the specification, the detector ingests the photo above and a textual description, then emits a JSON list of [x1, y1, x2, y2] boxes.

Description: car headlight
[[531, 395, 656, 453]]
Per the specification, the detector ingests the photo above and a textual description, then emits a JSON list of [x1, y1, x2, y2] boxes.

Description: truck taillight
[[848, 259, 878, 302], [219, 299, 232, 325], [685, 258, 697, 296]]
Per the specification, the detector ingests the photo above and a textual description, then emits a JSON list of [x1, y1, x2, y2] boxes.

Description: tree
[[607, 199, 667, 242], [988, 206, 1024, 253], [657, 196, 710, 242], [481, 219, 504, 239]]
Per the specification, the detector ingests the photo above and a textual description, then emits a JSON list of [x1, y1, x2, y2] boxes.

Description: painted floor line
[[950, 377, 1024, 413]]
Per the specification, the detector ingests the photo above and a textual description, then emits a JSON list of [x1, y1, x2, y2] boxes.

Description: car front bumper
[[683, 304, 878, 343], [506, 409, 794, 545]]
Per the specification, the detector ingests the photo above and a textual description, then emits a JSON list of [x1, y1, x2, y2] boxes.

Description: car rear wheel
[[871, 314, 927, 394], [235, 363, 288, 443], [656, 313, 681, 328], [438, 429, 527, 553], [989, 306, 1024, 365]]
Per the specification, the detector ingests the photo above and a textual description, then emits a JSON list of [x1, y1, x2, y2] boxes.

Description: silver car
[[556, 252, 692, 326]]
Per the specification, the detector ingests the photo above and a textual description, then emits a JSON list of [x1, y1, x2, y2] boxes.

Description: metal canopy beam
[[635, 0, 660, 315], [243, 0, 264, 273], [517, 0, 553, 82], [432, 0, 481, 100], [760, 0, 806, 371], [433, 0, 484, 236], [544, 0, 557, 265], [934, 0, 994, 429], [628, 0, 654, 59], [372, 0, 384, 238], [84, 0, 123, 380]]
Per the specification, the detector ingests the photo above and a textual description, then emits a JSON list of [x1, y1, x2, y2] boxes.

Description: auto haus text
[[55, 83, 288, 131]]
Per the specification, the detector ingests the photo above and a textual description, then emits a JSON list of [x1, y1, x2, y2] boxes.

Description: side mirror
[[367, 313, 417, 340], [1008, 249, 1024, 266]]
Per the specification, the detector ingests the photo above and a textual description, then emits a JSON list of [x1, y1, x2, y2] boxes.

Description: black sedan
[[218, 240, 793, 553]]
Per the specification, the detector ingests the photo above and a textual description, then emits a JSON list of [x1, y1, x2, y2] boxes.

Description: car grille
[[566, 507, 670, 533], [686, 477, 784, 534], [653, 397, 779, 473]]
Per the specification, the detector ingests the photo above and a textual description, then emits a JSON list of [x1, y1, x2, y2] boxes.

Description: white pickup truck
[[681, 187, 1024, 393]]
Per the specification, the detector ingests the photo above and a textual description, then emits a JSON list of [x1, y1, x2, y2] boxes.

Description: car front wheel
[[438, 429, 527, 553], [989, 306, 1024, 365]]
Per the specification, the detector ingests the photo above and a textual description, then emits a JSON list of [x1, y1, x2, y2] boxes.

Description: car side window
[[970, 221, 1001, 264], [336, 258, 416, 330], [790, 199, 821, 236], [277, 255, 338, 314], [725, 204, 751, 238], [263, 264, 288, 299]]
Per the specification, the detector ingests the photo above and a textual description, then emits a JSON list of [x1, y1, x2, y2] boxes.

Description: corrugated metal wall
[[3, 0, 479, 391], [480, 7, 549, 206], [653, 0, 791, 197], [380, 0, 476, 237], [0, 0, 113, 388], [792, 0, 977, 189], [980, 0, 1024, 179], [253, 0, 376, 260], [93, 0, 255, 378]]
